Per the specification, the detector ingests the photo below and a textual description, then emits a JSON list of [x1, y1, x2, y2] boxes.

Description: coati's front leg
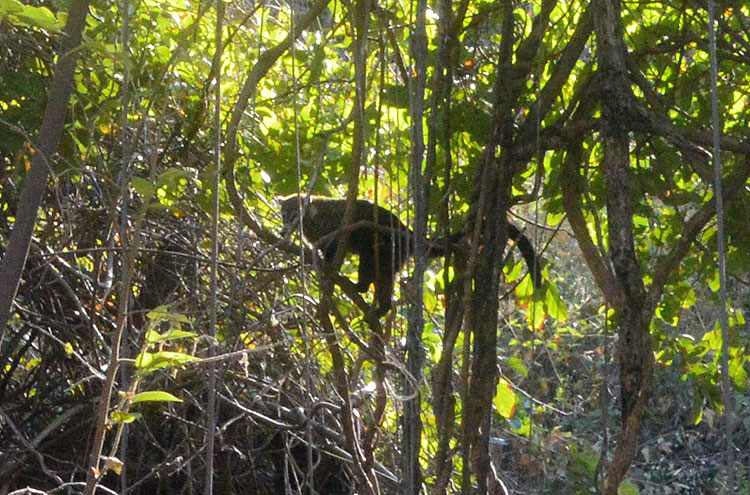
[[373, 272, 395, 317], [356, 249, 376, 293], [358, 241, 396, 315], [318, 238, 339, 263], [371, 244, 396, 316]]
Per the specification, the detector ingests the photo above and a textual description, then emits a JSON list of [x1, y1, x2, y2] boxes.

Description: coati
[[280, 194, 542, 316]]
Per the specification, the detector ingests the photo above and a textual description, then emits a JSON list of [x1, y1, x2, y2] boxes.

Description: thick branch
[[517, 2, 595, 143], [594, 1, 651, 493], [512, 0, 557, 84]]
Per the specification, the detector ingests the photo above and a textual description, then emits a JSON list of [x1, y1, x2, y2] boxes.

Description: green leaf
[[135, 351, 155, 369], [681, 288, 697, 309], [147, 306, 190, 324], [493, 378, 517, 419], [135, 351, 197, 373], [145, 328, 197, 343], [525, 299, 546, 331], [131, 390, 182, 404], [145, 307, 191, 334], [506, 357, 528, 377], [692, 403, 703, 425], [618, 480, 640, 495], [155, 45, 171, 62], [131, 176, 156, 199], [731, 308, 745, 325], [702, 325, 721, 352], [633, 215, 649, 228], [110, 411, 141, 424], [1, 2, 61, 31], [16, 5, 59, 30], [707, 271, 719, 292], [570, 449, 599, 476], [156, 167, 189, 188], [509, 415, 529, 436], [0, 0, 24, 17], [544, 282, 568, 322], [730, 359, 747, 389]]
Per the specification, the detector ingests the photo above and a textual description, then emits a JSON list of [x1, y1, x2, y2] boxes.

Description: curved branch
[[0, 0, 90, 342], [560, 141, 624, 312], [512, 0, 557, 83], [222, 0, 333, 242]]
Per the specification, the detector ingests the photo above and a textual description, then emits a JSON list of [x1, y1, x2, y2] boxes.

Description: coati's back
[[280, 194, 411, 252]]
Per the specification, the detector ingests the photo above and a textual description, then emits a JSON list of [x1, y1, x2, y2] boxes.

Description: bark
[[428, 0, 465, 491], [204, 2, 225, 493], [516, 2, 595, 147], [561, 142, 624, 312], [403, 0, 428, 488], [317, 303, 378, 495], [0, 0, 91, 345], [564, 135, 750, 495], [462, 3, 516, 487], [580, 2, 750, 492], [593, 0, 653, 491]]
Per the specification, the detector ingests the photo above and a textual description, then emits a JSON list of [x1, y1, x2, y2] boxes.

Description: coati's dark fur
[[280, 194, 542, 316]]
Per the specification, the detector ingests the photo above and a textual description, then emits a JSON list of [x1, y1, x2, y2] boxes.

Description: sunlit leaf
[[145, 328, 197, 343], [0, 0, 24, 17], [493, 378, 517, 419], [525, 299, 546, 330], [4, 3, 61, 31], [730, 359, 747, 389], [618, 480, 640, 495], [111, 411, 141, 424], [135, 351, 197, 373], [131, 390, 182, 404], [544, 282, 568, 322], [102, 456, 123, 475]]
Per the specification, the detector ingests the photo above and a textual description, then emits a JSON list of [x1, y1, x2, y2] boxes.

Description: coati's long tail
[[428, 226, 541, 288], [507, 223, 543, 288]]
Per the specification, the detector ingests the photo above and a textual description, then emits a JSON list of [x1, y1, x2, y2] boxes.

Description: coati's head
[[279, 194, 307, 230]]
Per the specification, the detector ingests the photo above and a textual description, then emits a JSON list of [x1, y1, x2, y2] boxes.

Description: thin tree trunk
[[403, 0, 428, 489], [0, 0, 91, 342], [593, 0, 654, 492]]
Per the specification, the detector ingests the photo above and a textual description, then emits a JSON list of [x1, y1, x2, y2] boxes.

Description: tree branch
[[647, 157, 750, 310], [517, 2, 595, 143], [560, 141, 624, 312]]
